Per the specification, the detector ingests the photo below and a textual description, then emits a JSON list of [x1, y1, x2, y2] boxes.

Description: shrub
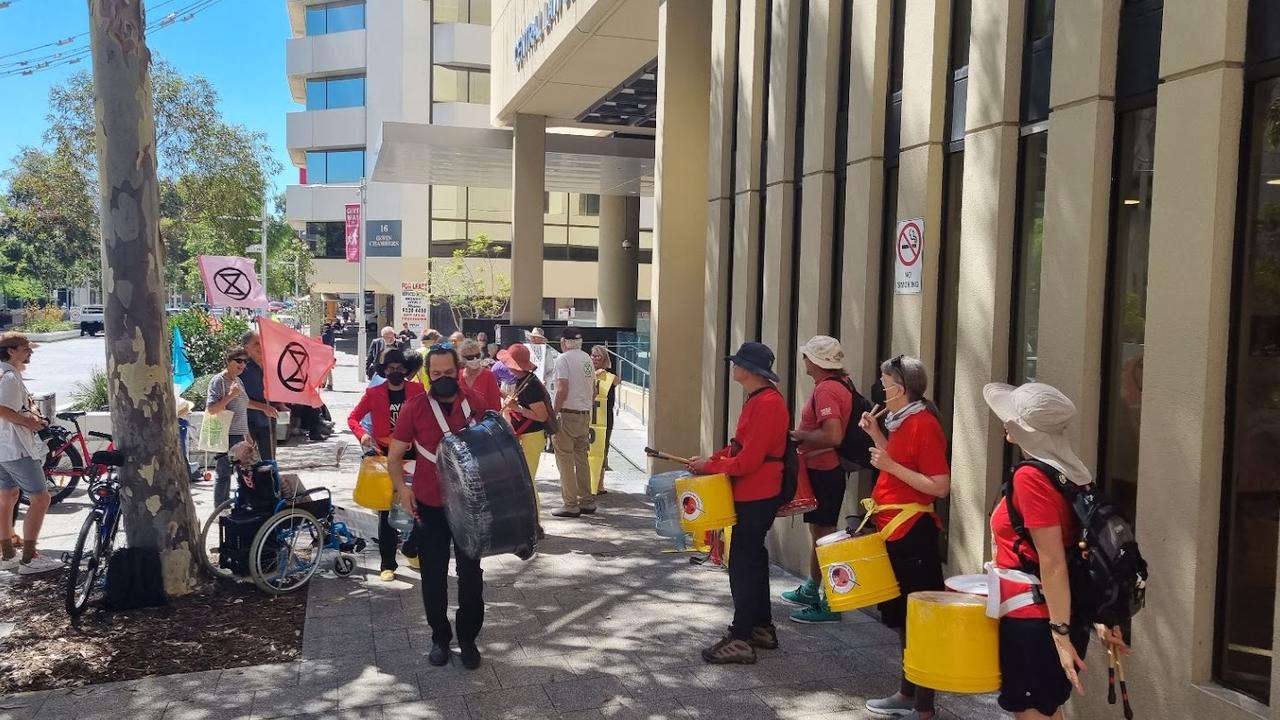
[[167, 309, 252, 377], [69, 369, 110, 412], [182, 374, 215, 412], [17, 304, 73, 334]]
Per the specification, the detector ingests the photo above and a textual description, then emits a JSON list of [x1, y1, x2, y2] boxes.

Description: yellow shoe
[[379, 569, 395, 582], [407, 556, 420, 570]]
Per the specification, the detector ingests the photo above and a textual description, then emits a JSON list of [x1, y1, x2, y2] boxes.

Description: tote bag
[[195, 410, 234, 454]]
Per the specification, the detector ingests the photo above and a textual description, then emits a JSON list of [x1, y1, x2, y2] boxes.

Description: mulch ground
[[0, 572, 305, 694]]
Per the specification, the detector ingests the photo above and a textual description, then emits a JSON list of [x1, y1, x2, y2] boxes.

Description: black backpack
[[811, 376, 875, 472], [104, 547, 167, 611], [1004, 459, 1149, 629]]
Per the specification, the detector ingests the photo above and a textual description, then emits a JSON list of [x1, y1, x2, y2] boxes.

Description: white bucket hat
[[982, 382, 1093, 486], [800, 335, 845, 370]]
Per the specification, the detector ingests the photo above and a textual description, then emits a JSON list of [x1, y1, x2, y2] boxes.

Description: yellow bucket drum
[[903, 591, 1000, 693], [815, 530, 901, 613], [676, 473, 737, 534]]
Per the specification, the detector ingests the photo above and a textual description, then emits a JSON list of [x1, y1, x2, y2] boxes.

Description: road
[[22, 336, 107, 407]]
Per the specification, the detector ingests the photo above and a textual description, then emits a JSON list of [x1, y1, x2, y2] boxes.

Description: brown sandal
[[701, 636, 757, 664]]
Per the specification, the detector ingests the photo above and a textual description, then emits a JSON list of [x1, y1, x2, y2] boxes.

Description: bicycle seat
[[56, 411, 86, 421], [90, 450, 125, 467]]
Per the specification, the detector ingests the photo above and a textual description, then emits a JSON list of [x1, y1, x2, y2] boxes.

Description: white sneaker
[[17, 555, 63, 575], [0, 555, 19, 571]]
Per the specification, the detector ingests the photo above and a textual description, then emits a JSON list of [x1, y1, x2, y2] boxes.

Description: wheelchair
[[198, 460, 366, 595]]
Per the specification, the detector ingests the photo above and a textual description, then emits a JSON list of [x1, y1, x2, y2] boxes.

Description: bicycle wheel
[[198, 499, 241, 582], [65, 510, 104, 617], [250, 508, 324, 595], [43, 442, 84, 505]]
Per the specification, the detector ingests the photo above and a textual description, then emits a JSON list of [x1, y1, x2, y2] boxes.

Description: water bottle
[[388, 504, 415, 534]]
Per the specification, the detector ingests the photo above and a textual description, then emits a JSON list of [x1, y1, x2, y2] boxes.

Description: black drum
[[437, 411, 538, 560]]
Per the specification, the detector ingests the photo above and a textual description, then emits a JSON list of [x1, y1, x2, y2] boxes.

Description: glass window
[[432, 186, 466, 220], [1219, 74, 1280, 705], [306, 148, 365, 184], [469, 222, 512, 244], [578, 194, 601, 216], [877, 166, 900, 362], [305, 222, 346, 259], [935, 151, 965, 437], [433, 66, 467, 103], [467, 187, 511, 223], [306, 75, 365, 110], [545, 192, 568, 223], [568, 226, 600, 247], [1099, 107, 1156, 524], [951, 0, 972, 72], [433, 0, 465, 23], [468, 0, 491, 26], [469, 71, 491, 104], [1012, 131, 1049, 384], [306, 1, 365, 35]]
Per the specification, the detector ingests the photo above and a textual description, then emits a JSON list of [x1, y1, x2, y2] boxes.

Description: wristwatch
[[1048, 621, 1071, 636]]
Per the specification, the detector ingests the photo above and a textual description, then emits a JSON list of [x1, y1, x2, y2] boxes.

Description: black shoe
[[459, 642, 481, 670], [551, 508, 580, 518], [536, 524, 546, 541], [428, 643, 450, 666], [580, 506, 597, 515]]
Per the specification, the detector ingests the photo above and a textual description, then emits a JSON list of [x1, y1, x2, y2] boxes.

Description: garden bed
[[0, 573, 306, 694]]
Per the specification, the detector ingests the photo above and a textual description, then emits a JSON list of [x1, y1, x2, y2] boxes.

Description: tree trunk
[[88, 0, 201, 596]]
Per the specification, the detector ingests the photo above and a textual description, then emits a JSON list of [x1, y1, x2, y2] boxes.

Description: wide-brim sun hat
[[726, 341, 780, 383], [501, 344, 538, 373], [983, 382, 1092, 486], [800, 335, 844, 370]]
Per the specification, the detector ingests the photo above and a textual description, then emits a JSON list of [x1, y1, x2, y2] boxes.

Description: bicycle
[[63, 448, 126, 618], [11, 411, 113, 527]]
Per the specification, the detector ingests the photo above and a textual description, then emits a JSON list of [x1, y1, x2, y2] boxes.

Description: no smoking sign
[[894, 218, 925, 295]]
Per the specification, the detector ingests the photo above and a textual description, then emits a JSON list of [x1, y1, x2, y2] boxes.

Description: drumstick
[[1107, 647, 1117, 705], [1115, 654, 1134, 720], [644, 446, 692, 465], [872, 404, 890, 419]]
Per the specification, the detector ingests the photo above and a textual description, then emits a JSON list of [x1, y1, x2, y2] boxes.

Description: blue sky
[[0, 0, 296, 193]]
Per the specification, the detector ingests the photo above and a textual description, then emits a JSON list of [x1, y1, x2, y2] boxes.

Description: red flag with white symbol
[[258, 317, 335, 407]]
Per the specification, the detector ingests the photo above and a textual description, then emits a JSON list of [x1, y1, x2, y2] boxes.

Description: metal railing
[[603, 345, 649, 424]]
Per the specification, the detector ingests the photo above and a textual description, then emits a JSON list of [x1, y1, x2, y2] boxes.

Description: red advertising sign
[[344, 203, 361, 264]]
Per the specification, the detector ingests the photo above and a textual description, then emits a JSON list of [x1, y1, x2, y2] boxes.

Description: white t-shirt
[[554, 348, 595, 412], [0, 362, 42, 462]]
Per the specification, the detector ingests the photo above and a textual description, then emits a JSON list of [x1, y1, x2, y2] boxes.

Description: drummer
[[387, 345, 487, 670], [687, 342, 789, 665], [857, 354, 950, 719], [983, 382, 1129, 718]]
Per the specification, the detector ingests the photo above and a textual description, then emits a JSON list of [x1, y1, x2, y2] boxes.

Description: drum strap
[[413, 396, 474, 465], [984, 563, 1043, 619], [855, 498, 935, 540]]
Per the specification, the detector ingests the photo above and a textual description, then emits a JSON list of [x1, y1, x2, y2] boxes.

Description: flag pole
[[356, 178, 368, 383]]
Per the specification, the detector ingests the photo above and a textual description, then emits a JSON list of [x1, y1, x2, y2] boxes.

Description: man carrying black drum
[[387, 344, 487, 670]]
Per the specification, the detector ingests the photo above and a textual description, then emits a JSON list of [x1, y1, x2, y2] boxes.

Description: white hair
[[381, 326, 395, 336]]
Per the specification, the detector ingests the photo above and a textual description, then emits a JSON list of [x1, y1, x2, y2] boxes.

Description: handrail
[[601, 346, 649, 424], [602, 347, 649, 380]]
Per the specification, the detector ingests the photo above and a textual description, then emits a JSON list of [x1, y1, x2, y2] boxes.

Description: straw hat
[[982, 382, 1092, 486]]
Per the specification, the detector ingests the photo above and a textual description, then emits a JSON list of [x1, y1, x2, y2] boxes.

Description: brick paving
[[0, 351, 1004, 720]]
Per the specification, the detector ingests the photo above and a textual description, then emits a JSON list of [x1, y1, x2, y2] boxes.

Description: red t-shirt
[[392, 389, 484, 507], [799, 377, 853, 472], [706, 386, 788, 502], [461, 368, 502, 413], [870, 410, 949, 541], [990, 464, 1077, 619]]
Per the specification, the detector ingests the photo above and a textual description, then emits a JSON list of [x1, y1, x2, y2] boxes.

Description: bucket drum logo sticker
[[828, 562, 858, 594], [679, 491, 704, 521]]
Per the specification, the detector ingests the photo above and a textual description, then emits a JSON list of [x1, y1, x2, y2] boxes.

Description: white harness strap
[[985, 563, 1043, 619], [413, 396, 474, 465]]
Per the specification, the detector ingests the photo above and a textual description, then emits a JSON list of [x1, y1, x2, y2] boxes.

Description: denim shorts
[[0, 457, 47, 495]]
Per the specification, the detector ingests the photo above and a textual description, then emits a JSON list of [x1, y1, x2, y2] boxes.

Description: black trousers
[[728, 498, 779, 641], [878, 517, 945, 711], [416, 502, 484, 647], [376, 511, 419, 570]]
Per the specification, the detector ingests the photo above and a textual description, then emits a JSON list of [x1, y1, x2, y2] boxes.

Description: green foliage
[[167, 309, 252, 377], [69, 369, 110, 412], [266, 215, 314, 299], [0, 144, 98, 294], [0, 275, 45, 306], [426, 233, 512, 330], [16, 304, 72, 333], [182, 374, 215, 412]]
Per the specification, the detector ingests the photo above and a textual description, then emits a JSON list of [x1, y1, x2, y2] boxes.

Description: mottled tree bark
[[88, 0, 201, 595]]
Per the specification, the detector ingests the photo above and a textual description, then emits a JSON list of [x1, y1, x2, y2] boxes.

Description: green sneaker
[[781, 578, 820, 608], [789, 600, 842, 624]]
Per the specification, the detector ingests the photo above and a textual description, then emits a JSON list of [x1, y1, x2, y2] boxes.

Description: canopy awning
[[372, 122, 655, 196]]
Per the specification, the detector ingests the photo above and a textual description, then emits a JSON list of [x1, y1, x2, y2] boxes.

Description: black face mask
[[430, 376, 459, 399], [386, 371, 407, 385]]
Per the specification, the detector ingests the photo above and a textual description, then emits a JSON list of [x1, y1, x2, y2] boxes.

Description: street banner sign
[[894, 218, 925, 295], [258, 316, 335, 408], [345, 203, 361, 264], [197, 255, 268, 309]]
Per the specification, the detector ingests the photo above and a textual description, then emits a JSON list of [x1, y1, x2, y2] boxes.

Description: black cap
[[561, 326, 583, 340], [726, 342, 779, 383], [379, 348, 407, 371]]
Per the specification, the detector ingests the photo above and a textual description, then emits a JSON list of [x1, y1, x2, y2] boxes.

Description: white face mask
[[466, 358, 484, 371]]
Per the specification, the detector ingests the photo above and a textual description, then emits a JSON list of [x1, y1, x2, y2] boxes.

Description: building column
[[1035, 2, 1119, 468], [947, 1, 1024, 572], [1130, 2, 1244, 716], [510, 113, 545, 325], [596, 194, 639, 327], [649, 0, 712, 464]]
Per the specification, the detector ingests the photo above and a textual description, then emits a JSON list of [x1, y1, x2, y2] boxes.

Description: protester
[[397, 323, 417, 351], [449, 331, 465, 347], [239, 330, 281, 461], [416, 330, 442, 387], [499, 343, 551, 532], [589, 345, 618, 481], [0, 333, 59, 574], [367, 326, 397, 379], [782, 336, 856, 624], [476, 331, 491, 359], [320, 323, 335, 390], [983, 382, 1129, 719], [458, 339, 501, 412], [551, 327, 595, 518], [858, 354, 950, 719], [688, 342, 788, 663], [206, 346, 251, 507], [529, 328, 547, 345], [387, 345, 487, 669], [350, 349, 425, 580]]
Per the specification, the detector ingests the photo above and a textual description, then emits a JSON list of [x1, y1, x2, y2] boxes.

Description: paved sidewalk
[[1, 351, 1005, 720]]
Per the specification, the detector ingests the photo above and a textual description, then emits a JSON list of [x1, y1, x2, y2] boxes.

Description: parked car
[[75, 304, 105, 336]]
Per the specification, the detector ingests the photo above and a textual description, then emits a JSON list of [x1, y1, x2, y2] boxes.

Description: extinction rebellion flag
[[258, 317, 335, 408], [197, 255, 268, 309]]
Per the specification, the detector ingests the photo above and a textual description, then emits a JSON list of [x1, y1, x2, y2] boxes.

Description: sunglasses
[[230, 357, 248, 364], [462, 353, 481, 361]]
